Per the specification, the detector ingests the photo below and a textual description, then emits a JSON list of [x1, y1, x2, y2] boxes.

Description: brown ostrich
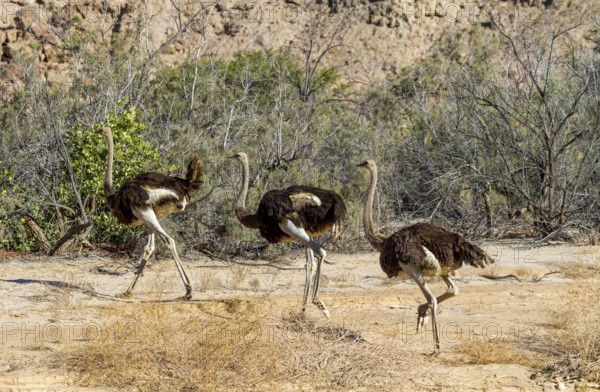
[[98, 127, 203, 300], [358, 159, 494, 353], [230, 152, 346, 318]]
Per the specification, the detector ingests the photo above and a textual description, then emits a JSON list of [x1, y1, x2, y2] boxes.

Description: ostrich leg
[[135, 208, 193, 300], [279, 220, 330, 318], [402, 263, 440, 354], [302, 248, 316, 313], [118, 231, 156, 298], [311, 247, 327, 315], [417, 275, 458, 330]]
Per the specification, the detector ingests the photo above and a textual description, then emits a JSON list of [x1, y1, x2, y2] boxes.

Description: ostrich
[[358, 159, 494, 352], [230, 152, 346, 318], [98, 127, 203, 300]]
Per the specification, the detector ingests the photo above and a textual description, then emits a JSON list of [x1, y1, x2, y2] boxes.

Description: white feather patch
[[289, 193, 321, 207], [142, 187, 179, 205], [422, 245, 441, 272]]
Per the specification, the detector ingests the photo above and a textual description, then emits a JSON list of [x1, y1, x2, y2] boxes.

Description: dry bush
[[451, 339, 545, 368], [62, 302, 403, 391]]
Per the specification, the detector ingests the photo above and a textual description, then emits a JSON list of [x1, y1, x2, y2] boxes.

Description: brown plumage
[[231, 152, 346, 318], [358, 159, 494, 353], [98, 127, 203, 300], [106, 160, 202, 227], [239, 185, 346, 244], [379, 223, 493, 279]]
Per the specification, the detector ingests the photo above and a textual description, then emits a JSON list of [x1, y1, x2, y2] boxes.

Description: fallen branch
[[48, 222, 93, 256], [531, 270, 561, 282], [481, 274, 522, 282], [20, 210, 51, 252], [481, 270, 561, 283]]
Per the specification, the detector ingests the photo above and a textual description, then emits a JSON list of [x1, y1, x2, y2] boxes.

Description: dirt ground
[[0, 241, 598, 391]]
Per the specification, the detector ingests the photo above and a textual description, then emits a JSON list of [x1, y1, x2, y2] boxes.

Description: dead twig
[[531, 270, 561, 282], [481, 270, 561, 283], [481, 274, 522, 282]]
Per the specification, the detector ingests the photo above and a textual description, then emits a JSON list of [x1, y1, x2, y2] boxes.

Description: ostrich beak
[[357, 161, 368, 167]]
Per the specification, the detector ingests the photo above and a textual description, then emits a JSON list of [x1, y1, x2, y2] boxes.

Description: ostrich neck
[[364, 165, 385, 252], [235, 158, 250, 221], [104, 132, 115, 197]]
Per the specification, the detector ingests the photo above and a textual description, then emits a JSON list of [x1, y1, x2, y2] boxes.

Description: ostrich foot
[[116, 291, 133, 299], [313, 298, 331, 319], [176, 286, 193, 301]]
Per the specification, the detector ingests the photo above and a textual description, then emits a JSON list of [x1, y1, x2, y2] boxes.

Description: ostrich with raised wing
[[98, 127, 203, 300]]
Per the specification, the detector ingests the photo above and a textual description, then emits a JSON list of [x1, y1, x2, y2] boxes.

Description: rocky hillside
[[1, 0, 597, 87]]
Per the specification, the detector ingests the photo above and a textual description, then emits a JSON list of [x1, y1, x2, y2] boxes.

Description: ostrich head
[[357, 159, 376, 170], [96, 126, 112, 138], [229, 152, 248, 163]]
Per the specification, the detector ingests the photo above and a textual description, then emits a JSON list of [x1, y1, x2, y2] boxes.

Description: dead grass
[[198, 271, 222, 292], [228, 265, 250, 290], [561, 254, 600, 279], [451, 339, 545, 368], [326, 272, 359, 288], [537, 283, 600, 384], [513, 267, 534, 279], [62, 301, 281, 391], [61, 300, 403, 391]]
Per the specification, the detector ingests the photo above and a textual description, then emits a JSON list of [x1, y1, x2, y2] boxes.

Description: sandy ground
[[0, 241, 598, 391]]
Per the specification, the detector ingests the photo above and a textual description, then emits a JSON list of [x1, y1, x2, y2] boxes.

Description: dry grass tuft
[[451, 339, 545, 368], [513, 267, 534, 279], [62, 302, 282, 391], [228, 265, 250, 290], [561, 254, 600, 279], [198, 271, 222, 292], [282, 311, 367, 343], [62, 302, 400, 391], [536, 283, 600, 383]]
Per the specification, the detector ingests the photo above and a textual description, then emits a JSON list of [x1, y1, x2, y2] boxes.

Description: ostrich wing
[[289, 193, 321, 209], [258, 190, 305, 220], [122, 173, 190, 205], [252, 186, 345, 243], [287, 185, 345, 237], [409, 223, 494, 268]]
